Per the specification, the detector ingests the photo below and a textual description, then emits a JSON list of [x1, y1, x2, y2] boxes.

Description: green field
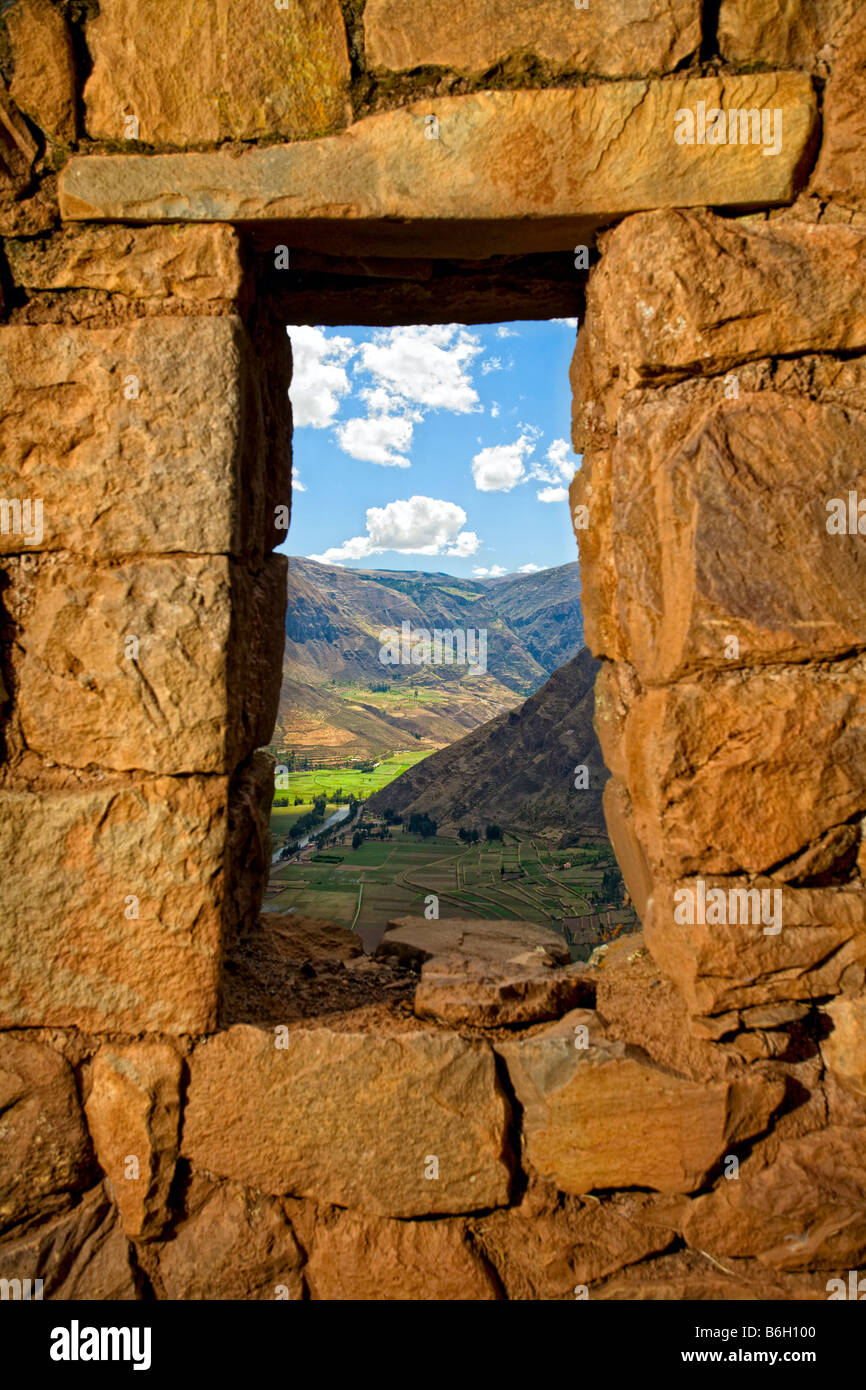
[[265, 827, 636, 956], [277, 751, 430, 802], [269, 751, 431, 839]]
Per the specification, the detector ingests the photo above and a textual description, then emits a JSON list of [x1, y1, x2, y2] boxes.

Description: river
[[271, 804, 352, 864]]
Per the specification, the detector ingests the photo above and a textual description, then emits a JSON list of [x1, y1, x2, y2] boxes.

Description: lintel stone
[[60, 77, 816, 258]]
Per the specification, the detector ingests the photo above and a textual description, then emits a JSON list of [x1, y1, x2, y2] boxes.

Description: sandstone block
[[581, 212, 866, 426], [305, 1208, 498, 1301], [182, 1025, 512, 1217], [0, 778, 227, 1032], [601, 778, 652, 925], [645, 882, 866, 1017], [6, 554, 284, 775], [0, 1186, 137, 1299], [718, 0, 857, 68], [61, 77, 816, 258], [496, 1031, 784, 1194], [414, 953, 592, 1027], [605, 387, 866, 681], [377, 917, 570, 970], [6, 225, 243, 301], [568, 449, 623, 660], [471, 1182, 683, 1299], [83, 0, 351, 145], [682, 1128, 866, 1270], [84, 1044, 182, 1240], [820, 995, 866, 1096], [5, 0, 76, 144], [0, 1037, 93, 1238], [365, 0, 700, 78], [158, 1177, 303, 1300], [811, 9, 866, 208], [603, 667, 866, 877], [0, 317, 282, 562]]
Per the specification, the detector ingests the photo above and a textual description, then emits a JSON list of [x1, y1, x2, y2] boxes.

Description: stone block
[[0, 317, 283, 563], [83, 0, 351, 145], [682, 1128, 866, 1270], [645, 882, 866, 1017], [5, 554, 285, 775], [6, 224, 243, 301], [158, 1177, 304, 1300], [61, 77, 816, 258], [365, 0, 700, 78], [5, 0, 76, 144], [182, 1024, 512, 1216], [84, 1043, 182, 1240], [0, 1037, 93, 1238], [304, 1207, 498, 1300], [0, 777, 227, 1032], [496, 1029, 784, 1194]]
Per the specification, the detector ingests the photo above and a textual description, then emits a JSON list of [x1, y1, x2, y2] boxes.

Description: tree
[[485, 824, 503, 841], [408, 811, 437, 838], [601, 866, 624, 904], [352, 831, 363, 849]]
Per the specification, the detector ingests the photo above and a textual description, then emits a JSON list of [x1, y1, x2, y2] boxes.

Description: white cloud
[[472, 433, 537, 492], [552, 317, 578, 328], [354, 325, 482, 414], [311, 495, 479, 565], [518, 563, 540, 573], [481, 356, 503, 375], [530, 437, 578, 486], [496, 326, 517, 339], [286, 325, 356, 428], [490, 402, 500, 418], [292, 467, 306, 492], [473, 564, 507, 577], [447, 530, 481, 557], [537, 485, 568, 503], [334, 414, 414, 467]]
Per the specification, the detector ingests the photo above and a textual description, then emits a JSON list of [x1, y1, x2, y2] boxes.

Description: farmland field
[[269, 751, 431, 838], [265, 826, 638, 957]]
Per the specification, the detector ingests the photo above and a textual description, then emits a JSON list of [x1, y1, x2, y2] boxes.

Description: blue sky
[[280, 319, 582, 577]]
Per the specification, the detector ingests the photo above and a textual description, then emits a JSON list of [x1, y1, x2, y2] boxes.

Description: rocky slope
[[276, 557, 584, 757], [367, 645, 607, 845]]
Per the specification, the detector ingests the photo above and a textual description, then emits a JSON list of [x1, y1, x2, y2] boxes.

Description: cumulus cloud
[[552, 317, 578, 328], [472, 433, 538, 492], [292, 467, 306, 492], [537, 485, 568, 503], [354, 325, 482, 414], [496, 326, 517, 339], [481, 357, 503, 375], [286, 325, 355, 428], [530, 437, 578, 487], [310, 495, 480, 565], [518, 562, 540, 572], [334, 414, 414, 467], [490, 402, 500, 418], [473, 565, 507, 577]]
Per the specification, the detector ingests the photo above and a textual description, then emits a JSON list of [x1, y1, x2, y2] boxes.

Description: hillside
[[366, 646, 607, 847], [274, 557, 583, 759]]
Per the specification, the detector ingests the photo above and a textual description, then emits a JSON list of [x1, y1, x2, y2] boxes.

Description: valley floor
[[264, 825, 637, 957]]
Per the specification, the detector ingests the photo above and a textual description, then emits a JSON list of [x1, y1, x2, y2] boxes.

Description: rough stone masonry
[[0, 0, 865, 1301]]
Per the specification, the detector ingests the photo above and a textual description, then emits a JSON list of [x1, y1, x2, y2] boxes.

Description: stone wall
[[1, 0, 865, 1299]]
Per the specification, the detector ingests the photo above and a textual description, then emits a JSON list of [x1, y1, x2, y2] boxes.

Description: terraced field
[[265, 829, 637, 954]]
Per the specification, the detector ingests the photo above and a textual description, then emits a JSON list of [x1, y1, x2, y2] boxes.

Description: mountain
[[274, 557, 584, 760], [366, 646, 607, 847]]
